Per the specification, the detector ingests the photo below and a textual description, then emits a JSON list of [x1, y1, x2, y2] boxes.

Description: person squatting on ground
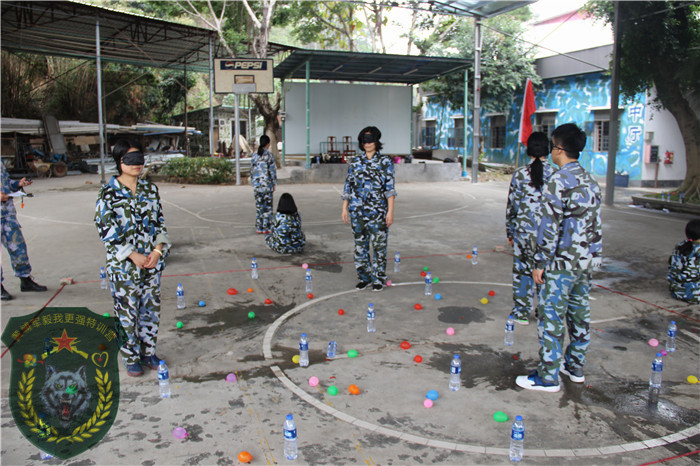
[[265, 193, 306, 254], [505, 132, 554, 325], [1, 162, 47, 301], [341, 126, 396, 292], [516, 123, 603, 393], [94, 139, 172, 377], [250, 135, 277, 234], [668, 218, 700, 304]]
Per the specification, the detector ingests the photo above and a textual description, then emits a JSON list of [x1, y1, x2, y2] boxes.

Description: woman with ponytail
[[505, 132, 555, 324], [250, 135, 277, 234], [668, 218, 700, 303]]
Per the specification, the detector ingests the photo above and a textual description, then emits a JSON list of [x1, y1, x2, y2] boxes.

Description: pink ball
[[173, 427, 187, 439], [302, 263, 309, 269], [225, 373, 237, 382], [308, 376, 319, 387], [446, 327, 455, 336], [386, 280, 392, 287], [648, 338, 659, 347], [660, 349, 668, 356], [423, 399, 433, 408]]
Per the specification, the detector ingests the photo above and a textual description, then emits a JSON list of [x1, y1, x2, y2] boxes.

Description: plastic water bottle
[[326, 341, 337, 359], [424, 271, 432, 296], [251, 257, 258, 279], [158, 360, 171, 398], [449, 354, 461, 391], [509, 415, 525, 462], [666, 321, 677, 353], [299, 333, 309, 367], [305, 270, 312, 293], [283, 414, 298, 460], [505, 315, 515, 346], [471, 246, 478, 265], [679, 192, 685, 204], [39, 450, 54, 460], [649, 352, 663, 389], [176, 283, 185, 309], [99, 267, 108, 290], [366, 303, 376, 333], [394, 251, 401, 273]]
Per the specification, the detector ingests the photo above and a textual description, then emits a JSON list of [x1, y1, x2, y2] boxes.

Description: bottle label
[[652, 361, 663, 372], [299, 342, 308, 351], [177, 291, 184, 297], [506, 323, 514, 332], [451, 365, 461, 375], [284, 428, 297, 440], [511, 428, 524, 441], [158, 370, 169, 381], [367, 310, 375, 319], [668, 329, 676, 338]]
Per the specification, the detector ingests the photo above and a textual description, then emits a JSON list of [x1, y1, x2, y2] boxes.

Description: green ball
[[433, 277, 439, 283], [176, 321, 183, 328], [423, 266, 429, 272], [103, 313, 110, 318], [347, 349, 358, 358], [493, 411, 508, 423], [327, 385, 338, 396], [248, 311, 256, 319]]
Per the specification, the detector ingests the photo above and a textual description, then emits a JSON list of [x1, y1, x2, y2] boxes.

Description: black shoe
[[20, 277, 47, 292], [1, 285, 13, 301], [372, 284, 383, 292], [355, 281, 370, 290], [140, 354, 163, 370]]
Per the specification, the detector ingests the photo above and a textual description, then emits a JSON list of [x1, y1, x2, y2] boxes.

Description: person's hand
[[341, 207, 349, 224], [385, 211, 394, 227], [128, 252, 149, 269], [507, 237, 514, 247], [143, 251, 161, 269], [0, 193, 8, 202], [533, 269, 545, 285], [18, 178, 32, 188]]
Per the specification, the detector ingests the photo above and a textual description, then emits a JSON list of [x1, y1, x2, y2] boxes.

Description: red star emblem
[[52, 330, 77, 353]]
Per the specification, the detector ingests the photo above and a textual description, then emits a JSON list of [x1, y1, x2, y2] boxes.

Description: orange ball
[[420, 271, 427, 277], [414, 355, 423, 363], [227, 288, 238, 295], [348, 384, 360, 395], [307, 293, 314, 299], [414, 303, 423, 310], [488, 290, 496, 297], [237, 451, 253, 463], [247, 288, 253, 293], [400, 341, 411, 350], [264, 298, 273, 304], [338, 309, 345, 315], [467, 254, 472, 259]]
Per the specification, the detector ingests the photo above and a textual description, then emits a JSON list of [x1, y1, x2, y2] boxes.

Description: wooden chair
[[342, 136, 356, 161], [327, 136, 341, 161]]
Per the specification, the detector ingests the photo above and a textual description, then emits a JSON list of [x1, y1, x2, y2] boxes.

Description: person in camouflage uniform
[[506, 132, 555, 325], [1, 162, 47, 301], [667, 219, 700, 304], [95, 139, 171, 377], [341, 126, 396, 291], [265, 193, 306, 254], [250, 135, 277, 234], [516, 123, 602, 392]]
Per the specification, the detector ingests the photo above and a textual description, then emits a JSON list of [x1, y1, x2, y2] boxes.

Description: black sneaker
[[560, 364, 585, 383], [20, 276, 47, 292], [355, 281, 370, 290], [372, 284, 383, 292], [140, 355, 163, 370], [1, 285, 13, 301]]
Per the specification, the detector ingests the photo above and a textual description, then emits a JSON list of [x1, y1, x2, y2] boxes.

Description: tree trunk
[[250, 92, 282, 168]]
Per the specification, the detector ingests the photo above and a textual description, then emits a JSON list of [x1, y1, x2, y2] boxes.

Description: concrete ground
[[1, 172, 698, 465]]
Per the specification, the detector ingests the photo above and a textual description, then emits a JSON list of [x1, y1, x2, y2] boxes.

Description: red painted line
[[595, 284, 700, 323], [1, 284, 66, 359], [638, 448, 700, 466]]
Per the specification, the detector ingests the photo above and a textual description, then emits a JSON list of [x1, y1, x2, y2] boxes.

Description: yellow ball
[[480, 297, 488, 304], [687, 375, 698, 384], [292, 355, 300, 364]]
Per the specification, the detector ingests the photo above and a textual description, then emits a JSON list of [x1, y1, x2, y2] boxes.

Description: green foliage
[[159, 157, 235, 184], [276, 1, 363, 51], [1, 52, 48, 118]]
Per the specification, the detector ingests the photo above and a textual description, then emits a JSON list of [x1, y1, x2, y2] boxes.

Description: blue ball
[[435, 294, 442, 300], [426, 390, 439, 401], [198, 300, 206, 307]]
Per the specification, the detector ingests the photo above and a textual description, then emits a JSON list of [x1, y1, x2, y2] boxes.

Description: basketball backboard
[[214, 58, 274, 94]]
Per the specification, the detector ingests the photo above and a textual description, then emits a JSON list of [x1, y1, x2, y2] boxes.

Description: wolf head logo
[[40, 364, 92, 428]]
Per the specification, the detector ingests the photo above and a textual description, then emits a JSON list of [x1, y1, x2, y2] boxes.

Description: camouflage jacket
[[1, 162, 21, 218], [534, 162, 602, 271], [265, 212, 306, 254], [95, 176, 171, 278], [668, 241, 700, 303], [250, 149, 277, 193], [506, 159, 555, 248], [342, 151, 396, 214]]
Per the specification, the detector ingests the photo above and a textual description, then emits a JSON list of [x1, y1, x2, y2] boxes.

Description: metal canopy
[[0, 0, 291, 73], [274, 49, 471, 85], [428, 0, 535, 18]]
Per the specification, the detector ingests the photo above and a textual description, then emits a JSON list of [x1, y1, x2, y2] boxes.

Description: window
[[535, 113, 557, 138], [422, 121, 437, 148], [448, 118, 465, 148], [489, 115, 506, 149]]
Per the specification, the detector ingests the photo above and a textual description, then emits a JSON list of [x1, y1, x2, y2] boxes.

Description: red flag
[[519, 78, 536, 146]]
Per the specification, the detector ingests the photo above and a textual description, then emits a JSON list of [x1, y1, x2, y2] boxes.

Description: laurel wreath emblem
[[17, 367, 113, 443]]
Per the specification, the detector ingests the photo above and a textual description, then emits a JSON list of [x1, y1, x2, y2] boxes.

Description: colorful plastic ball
[[347, 350, 358, 358], [426, 390, 439, 401], [348, 384, 360, 395], [227, 288, 238, 295], [446, 327, 455, 336], [400, 341, 411, 350], [386, 280, 392, 287], [198, 300, 206, 307], [173, 427, 187, 439], [420, 271, 427, 277], [433, 277, 439, 283], [423, 399, 433, 408], [327, 385, 338, 396], [435, 294, 442, 300], [247, 288, 254, 293], [687, 375, 699, 384], [103, 312, 110, 318], [660, 349, 668, 356], [292, 355, 300, 364], [176, 321, 184, 329], [414, 303, 423, 310], [264, 298, 273, 304], [467, 254, 473, 259], [302, 263, 309, 269], [423, 266, 429, 272], [493, 411, 508, 422], [488, 290, 496, 297], [648, 338, 659, 347], [480, 297, 488, 305], [237, 451, 253, 463], [307, 293, 314, 299], [338, 309, 345, 315], [226, 373, 237, 382], [247, 311, 255, 320], [309, 376, 319, 387], [414, 355, 423, 363]]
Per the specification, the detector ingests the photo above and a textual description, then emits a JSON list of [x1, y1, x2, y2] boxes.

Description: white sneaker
[[515, 372, 561, 392]]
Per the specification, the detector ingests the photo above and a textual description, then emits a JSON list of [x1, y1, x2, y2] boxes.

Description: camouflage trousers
[[253, 189, 273, 232], [1, 213, 32, 282], [511, 241, 538, 319], [110, 270, 162, 365], [350, 211, 388, 285], [536, 269, 591, 383]]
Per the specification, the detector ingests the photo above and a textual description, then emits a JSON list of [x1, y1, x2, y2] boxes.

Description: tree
[[586, 1, 700, 201]]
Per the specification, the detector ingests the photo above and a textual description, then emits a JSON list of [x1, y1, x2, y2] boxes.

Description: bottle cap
[[301, 333, 307, 337], [178, 283, 182, 286], [286, 414, 293, 420], [369, 303, 373, 306], [656, 353, 662, 357], [454, 354, 460, 359], [159, 360, 165, 364], [515, 415, 523, 421], [671, 321, 676, 324]]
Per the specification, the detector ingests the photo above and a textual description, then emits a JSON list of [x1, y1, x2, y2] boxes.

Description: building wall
[[643, 92, 687, 186]]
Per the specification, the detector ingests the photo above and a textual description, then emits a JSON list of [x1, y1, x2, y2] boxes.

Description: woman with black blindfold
[[95, 139, 172, 377]]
